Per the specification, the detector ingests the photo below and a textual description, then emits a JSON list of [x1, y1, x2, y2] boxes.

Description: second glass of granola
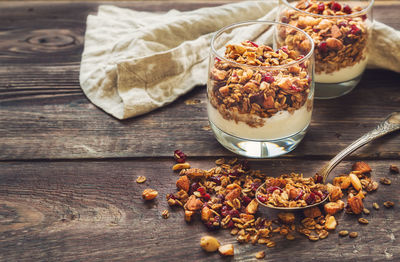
[[279, 0, 374, 98], [208, 21, 314, 158]]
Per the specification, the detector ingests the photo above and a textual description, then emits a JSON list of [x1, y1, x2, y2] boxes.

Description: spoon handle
[[320, 112, 400, 183]]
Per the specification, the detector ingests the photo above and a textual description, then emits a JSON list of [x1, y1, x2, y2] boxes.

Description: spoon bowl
[[256, 111, 400, 211]]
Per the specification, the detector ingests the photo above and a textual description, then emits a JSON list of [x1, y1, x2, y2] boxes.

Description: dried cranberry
[[229, 209, 240, 218], [174, 150, 187, 163], [305, 192, 316, 205], [251, 182, 261, 192], [330, 2, 342, 12], [338, 21, 347, 28], [209, 176, 221, 186], [321, 190, 329, 200], [318, 41, 328, 53], [166, 193, 177, 200], [221, 205, 230, 217], [242, 196, 252, 205], [281, 16, 289, 23], [361, 14, 367, 21], [214, 57, 221, 62], [226, 220, 235, 228], [294, 190, 304, 201], [280, 46, 289, 54], [313, 28, 320, 33], [203, 193, 211, 201], [343, 4, 352, 14], [266, 186, 283, 194], [228, 170, 240, 177], [314, 174, 323, 184], [313, 190, 323, 198], [262, 72, 275, 83], [350, 24, 361, 35], [317, 3, 325, 13], [190, 182, 200, 193], [257, 195, 268, 203], [197, 187, 206, 196], [290, 85, 301, 92], [247, 40, 259, 47]]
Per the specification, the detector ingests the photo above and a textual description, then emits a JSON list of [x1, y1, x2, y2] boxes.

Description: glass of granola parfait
[[208, 21, 314, 158], [278, 0, 374, 98]]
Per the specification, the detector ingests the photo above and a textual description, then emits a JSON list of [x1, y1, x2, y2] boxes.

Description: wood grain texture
[[0, 159, 399, 261], [1, 2, 399, 160]]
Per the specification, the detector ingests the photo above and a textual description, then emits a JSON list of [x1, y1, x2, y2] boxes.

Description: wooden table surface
[[1, 1, 399, 261]]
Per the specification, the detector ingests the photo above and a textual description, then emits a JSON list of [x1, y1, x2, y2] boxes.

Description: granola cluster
[[256, 173, 328, 208], [167, 153, 393, 247], [209, 41, 312, 128], [280, 0, 369, 74]]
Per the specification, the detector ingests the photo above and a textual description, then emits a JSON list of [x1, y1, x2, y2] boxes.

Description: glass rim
[[281, 0, 374, 19], [210, 20, 315, 70]]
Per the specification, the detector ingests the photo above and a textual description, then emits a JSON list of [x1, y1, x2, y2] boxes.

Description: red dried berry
[[220, 205, 230, 217], [214, 57, 221, 62], [242, 196, 252, 205], [305, 192, 316, 205], [197, 187, 206, 195], [343, 4, 352, 14], [330, 2, 342, 12], [318, 41, 328, 53], [338, 21, 347, 28], [314, 174, 323, 183], [251, 182, 261, 192], [350, 24, 361, 35], [361, 14, 367, 21], [290, 85, 301, 92], [280, 46, 289, 54], [294, 190, 304, 201], [257, 195, 268, 203], [203, 193, 211, 201], [262, 73, 275, 83], [229, 209, 240, 218], [266, 186, 283, 194], [317, 3, 325, 13], [247, 40, 259, 47], [174, 150, 187, 163]]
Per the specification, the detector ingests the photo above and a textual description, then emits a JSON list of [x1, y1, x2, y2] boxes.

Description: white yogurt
[[315, 58, 368, 83], [208, 102, 312, 140]]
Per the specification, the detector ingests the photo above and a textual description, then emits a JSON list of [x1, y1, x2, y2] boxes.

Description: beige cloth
[[80, 1, 400, 120]]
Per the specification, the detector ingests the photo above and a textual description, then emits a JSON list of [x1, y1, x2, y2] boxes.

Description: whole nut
[[324, 202, 342, 215], [245, 199, 259, 214], [333, 176, 351, 189], [176, 175, 190, 192], [326, 38, 343, 51], [142, 188, 158, 200], [200, 236, 220, 252], [278, 212, 295, 224], [349, 173, 363, 191], [218, 244, 234, 256], [347, 195, 364, 214], [352, 162, 372, 174], [325, 215, 337, 231], [303, 206, 322, 218]]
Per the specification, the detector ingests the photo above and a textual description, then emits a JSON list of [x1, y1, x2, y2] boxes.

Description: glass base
[[209, 121, 308, 158], [315, 75, 361, 99]]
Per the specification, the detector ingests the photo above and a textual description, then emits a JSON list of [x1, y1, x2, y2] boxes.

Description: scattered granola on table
[[166, 154, 390, 248]]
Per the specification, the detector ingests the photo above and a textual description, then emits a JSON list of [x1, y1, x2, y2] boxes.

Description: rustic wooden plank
[[0, 159, 399, 261]]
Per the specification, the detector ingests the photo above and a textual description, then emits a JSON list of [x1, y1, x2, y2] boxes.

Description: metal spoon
[[256, 111, 400, 210]]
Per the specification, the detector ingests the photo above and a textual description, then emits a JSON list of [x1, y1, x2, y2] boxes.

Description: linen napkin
[[80, 1, 400, 120]]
